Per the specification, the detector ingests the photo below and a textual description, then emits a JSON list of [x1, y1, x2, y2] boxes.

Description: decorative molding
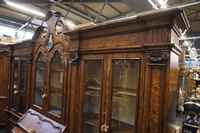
[[145, 50, 169, 63], [68, 52, 79, 62]]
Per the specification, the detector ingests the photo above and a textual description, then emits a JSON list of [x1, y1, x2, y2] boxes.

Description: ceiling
[[0, 0, 200, 52]]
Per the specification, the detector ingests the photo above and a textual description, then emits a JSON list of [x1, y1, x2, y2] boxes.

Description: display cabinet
[[65, 8, 189, 133], [4, 40, 34, 132], [0, 8, 189, 133], [0, 44, 9, 125], [30, 11, 69, 124]]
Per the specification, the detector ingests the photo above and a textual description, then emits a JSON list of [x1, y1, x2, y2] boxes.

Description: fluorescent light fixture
[[66, 22, 75, 28], [6, 1, 45, 17], [158, 0, 168, 8], [148, 0, 158, 10], [184, 41, 190, 46]]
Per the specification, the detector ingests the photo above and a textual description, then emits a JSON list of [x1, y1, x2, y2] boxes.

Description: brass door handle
[[14, 90, 19, 94], [41, 94, 47, 98]]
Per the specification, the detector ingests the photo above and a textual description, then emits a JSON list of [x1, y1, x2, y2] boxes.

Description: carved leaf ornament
[[145, 51, 169, 62]]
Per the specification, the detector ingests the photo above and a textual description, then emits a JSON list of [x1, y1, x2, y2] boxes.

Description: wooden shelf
[[85, 119, 99, 127], [85, 91, 100, 97], [50, 86, 62, 96], [36, 67, 45, 70], [51, 68, 63, 72], [116, 90, 136, 97], [87, 85, 101, 91], [35, 87, 44, 92]]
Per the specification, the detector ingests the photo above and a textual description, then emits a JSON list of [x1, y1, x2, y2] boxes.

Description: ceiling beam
[[20, 3, 54, 29], [55, 3, 90, 24], [55, 3, 93, 22], [0, 0, 122, 4], [0, 14, 25, 25], [73, 3, 108, 19], [122, 0, 152, 12], [0, 5, 34, 18], [107, 3, 122, 14]]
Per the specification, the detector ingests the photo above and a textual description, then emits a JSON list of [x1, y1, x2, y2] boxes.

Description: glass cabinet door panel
[[34, 52, 45, 108], [82, 60, 102, 133], [111, 59, 139, 133], [48, 51, 63, 116], [19, 60, 27, 114], [11, 60, 18, 109]]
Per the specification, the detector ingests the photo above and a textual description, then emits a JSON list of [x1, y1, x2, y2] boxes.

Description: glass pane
[[19, 60, 27, 114], [11, 60, 18, 109], [82, 60, 102, 133], [111, 59, 138, 133], [48, 51, 63, 116], [34, 52, 45, 108]]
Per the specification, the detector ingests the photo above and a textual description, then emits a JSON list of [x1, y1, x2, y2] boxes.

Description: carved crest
[[145, 50, 169, 62]]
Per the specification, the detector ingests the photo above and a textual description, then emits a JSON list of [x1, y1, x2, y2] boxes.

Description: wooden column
[[67, 30, 80, 133], [143, 50, 169, 133]]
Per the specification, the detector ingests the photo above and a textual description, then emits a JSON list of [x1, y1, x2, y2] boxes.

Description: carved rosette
[[145, 51, 169, 63], [68, 52, 79, 62]]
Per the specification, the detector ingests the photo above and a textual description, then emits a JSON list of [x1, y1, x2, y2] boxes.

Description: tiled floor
[[176, 112, 186, 127], [0, 125, 5, 133]]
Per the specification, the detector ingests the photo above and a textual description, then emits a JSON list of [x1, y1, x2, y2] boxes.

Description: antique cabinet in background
[[0, 44, 9, 125], [65, 8, 189, 133], [30, 11, 69, 126], [4, 40, 34, 133]]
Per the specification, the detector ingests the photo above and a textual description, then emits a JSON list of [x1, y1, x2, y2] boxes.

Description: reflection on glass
[[82, 60, 102, 133], [34, 52, 45, 108], [48, 51, 63, 116], [111, 59, 138, 133], [19, 60, 27, 114], [12, 60, 18, 109], [47, 33, 53, 51]]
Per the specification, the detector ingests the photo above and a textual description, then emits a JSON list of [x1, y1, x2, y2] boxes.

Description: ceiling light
[[184, 41, 190, 46], [148, 0, 158, 10], [148, 0, 168, 9], [158, 0, 168, 8], [6, 1, 45, 17], [66, 22, 75, 28]]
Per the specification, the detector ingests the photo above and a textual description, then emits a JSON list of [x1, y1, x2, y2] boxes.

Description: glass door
[[11, 60, 28, 114], [34, 52, 45, 109], [19, 60, 27, 114], [48, 51, 64, 117], [82, 60, 103, 133], [110, 59, 139, 133], [11, 60, 18, 110]]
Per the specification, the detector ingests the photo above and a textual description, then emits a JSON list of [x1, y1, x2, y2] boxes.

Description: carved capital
[[3, 49, 12, 63], [68, 52, 79, 62], [145, 50, 169, 63], [26, 55, 32, 63]]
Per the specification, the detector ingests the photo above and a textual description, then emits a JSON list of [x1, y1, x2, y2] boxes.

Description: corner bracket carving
[[68, 52, 79, 63], [145, 50, 169, 63], [3, 49, 12, 63]]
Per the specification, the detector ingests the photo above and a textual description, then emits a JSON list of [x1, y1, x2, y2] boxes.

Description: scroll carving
[[26, 55, 32, 64], [68, 52, 79, 62], [3, 49, 12, 63], [145, 50, 169, 62]]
